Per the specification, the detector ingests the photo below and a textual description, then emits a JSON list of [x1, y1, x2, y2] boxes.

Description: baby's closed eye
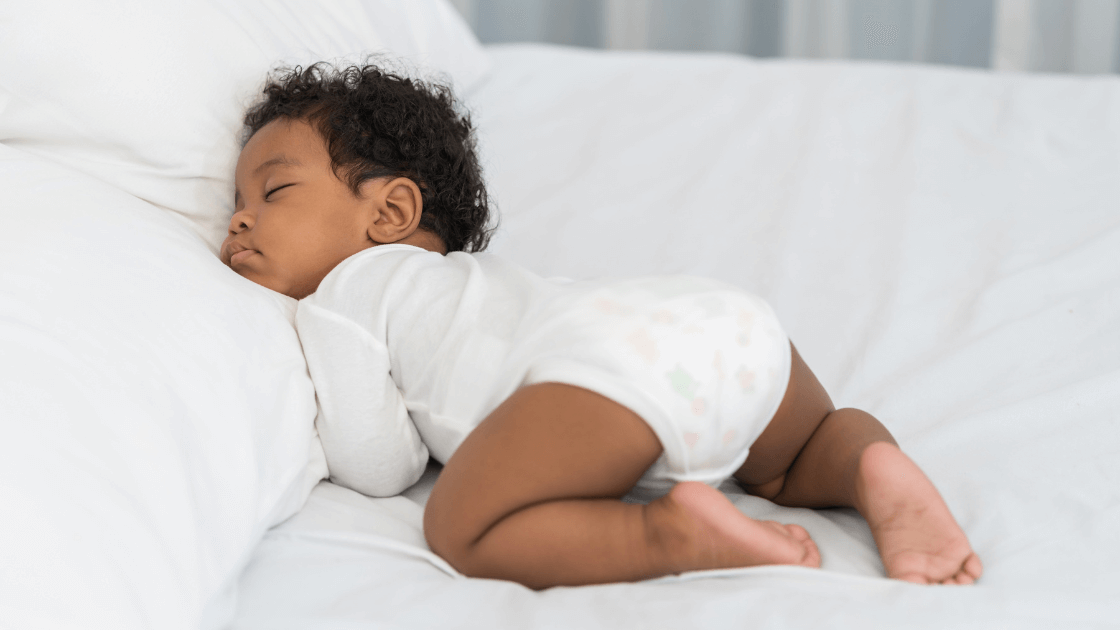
[[266, 183, 295, 199]]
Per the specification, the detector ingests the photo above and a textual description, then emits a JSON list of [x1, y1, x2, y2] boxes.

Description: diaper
[[523, 276, 792, 501]]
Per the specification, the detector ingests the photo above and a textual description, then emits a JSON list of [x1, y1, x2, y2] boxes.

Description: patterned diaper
[[523, 275, 792, 501]]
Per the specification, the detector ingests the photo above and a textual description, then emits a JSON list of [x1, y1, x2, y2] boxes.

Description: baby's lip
[[230, 248, 258, 265], [223, 240, 257, 265]]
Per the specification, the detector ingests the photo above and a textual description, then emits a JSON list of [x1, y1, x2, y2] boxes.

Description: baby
[[221, 62, 982, 589]]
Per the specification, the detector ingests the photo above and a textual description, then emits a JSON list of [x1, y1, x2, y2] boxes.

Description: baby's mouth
[[230, 249, 258, 265]]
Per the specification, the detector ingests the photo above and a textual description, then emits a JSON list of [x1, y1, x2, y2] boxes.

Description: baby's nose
[[228, 209, 254, 234]]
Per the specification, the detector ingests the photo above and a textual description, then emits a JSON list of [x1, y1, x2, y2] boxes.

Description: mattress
[[227, 44, 1120, 629]]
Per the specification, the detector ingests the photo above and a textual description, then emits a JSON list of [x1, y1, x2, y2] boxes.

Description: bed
[[2, 2, 1118, 629]]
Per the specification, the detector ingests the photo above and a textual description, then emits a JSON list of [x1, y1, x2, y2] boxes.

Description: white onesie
[[296, 244, 791, 501]]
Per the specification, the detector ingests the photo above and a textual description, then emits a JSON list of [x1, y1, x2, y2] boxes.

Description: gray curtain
[[448, 0, 1120, 73]]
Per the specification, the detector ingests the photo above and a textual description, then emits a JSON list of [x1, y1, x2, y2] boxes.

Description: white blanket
[[229, 44, 1120, 629]]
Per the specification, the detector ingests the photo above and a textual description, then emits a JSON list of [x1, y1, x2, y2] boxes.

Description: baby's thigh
[[733, 342, 834, 488], [423, 383, 662, 554]]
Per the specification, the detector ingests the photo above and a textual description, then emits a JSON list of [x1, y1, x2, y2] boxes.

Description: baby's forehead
[[237, 121, 327, 175], [245, 118, 325, 157]]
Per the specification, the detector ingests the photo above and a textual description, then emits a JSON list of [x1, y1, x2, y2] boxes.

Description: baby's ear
[[366, 177, 424, 244]]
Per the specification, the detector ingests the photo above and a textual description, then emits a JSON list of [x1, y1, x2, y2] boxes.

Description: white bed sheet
[[228, 44, 1120, 629]]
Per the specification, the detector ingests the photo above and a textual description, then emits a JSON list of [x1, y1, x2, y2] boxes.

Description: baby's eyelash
[[265, 183, 294, 199]]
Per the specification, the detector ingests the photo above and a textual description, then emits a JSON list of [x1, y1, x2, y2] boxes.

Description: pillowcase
[[0, 0, 490, 253], [0, 143, 325, 629]]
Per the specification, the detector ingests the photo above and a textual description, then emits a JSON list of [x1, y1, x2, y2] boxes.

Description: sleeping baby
[[220, 61, 982, 589]]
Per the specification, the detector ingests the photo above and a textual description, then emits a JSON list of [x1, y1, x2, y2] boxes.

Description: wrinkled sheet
[[229, 44, 1120, 629]]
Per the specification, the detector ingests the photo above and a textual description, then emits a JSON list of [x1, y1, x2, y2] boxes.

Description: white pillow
[[0, 143, 326, 629], [0, 0, 489, 253]]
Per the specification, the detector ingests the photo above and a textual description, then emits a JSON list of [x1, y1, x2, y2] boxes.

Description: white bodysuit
[[296, 244, 791, 501]]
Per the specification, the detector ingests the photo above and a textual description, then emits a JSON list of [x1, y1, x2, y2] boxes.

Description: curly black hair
[[242, 61, 495, 253]]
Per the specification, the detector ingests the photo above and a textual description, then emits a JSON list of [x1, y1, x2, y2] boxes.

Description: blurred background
[[446, 0, 1120, 74]]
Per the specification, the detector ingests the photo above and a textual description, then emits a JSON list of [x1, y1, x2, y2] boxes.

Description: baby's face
[[221, 118, 376, 299]]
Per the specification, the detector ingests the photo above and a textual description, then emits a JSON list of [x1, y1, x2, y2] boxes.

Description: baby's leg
[[734, 344, 983, 585], [424, 383, 819, 590]]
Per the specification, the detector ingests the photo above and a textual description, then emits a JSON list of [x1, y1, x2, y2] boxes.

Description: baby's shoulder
[[313, 245, 459, 296], [299, 246, 429, 325]]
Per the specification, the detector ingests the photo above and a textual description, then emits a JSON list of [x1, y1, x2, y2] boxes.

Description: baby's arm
[[297, 301, 428, 497]]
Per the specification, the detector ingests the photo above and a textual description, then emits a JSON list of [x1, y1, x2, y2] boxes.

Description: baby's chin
[[228, 265, 283, 295], [262, 275, 312, 300], [223, 259, 314, 300]]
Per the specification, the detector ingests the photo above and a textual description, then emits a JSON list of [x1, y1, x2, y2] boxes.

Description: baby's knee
[[424, 498, 465, 566], [423, 493, 493, 578]]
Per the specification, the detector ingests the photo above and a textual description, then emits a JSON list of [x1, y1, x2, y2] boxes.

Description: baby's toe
[[801, 538, 822, 568], [963, 553, 983, 580], [936, 553, 982, 585], [948, 555, 982, 585], [785, 524, 810, 541]]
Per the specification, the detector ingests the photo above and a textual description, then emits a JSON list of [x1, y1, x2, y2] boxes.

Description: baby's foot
[[646, 481, 821, 574], [856, 442, 983, 585]]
